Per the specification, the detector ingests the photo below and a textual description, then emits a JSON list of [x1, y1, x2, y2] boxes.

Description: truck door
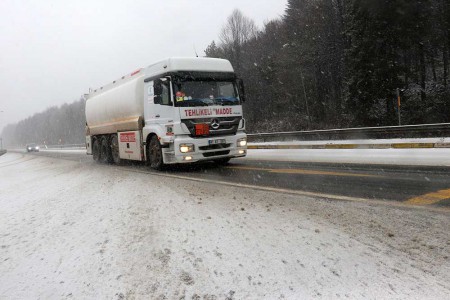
[[144, 79, 174, 126]]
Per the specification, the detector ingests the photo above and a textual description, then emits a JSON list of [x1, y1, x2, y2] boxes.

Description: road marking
[[124, 167, 374, 202], [247, 142, 450, 149], [404, 189, 450, 206], [12, 151, 450, 212], [119, 166, 450, 213], [226, 165, 383, 178], [391, 143, 435, 148]]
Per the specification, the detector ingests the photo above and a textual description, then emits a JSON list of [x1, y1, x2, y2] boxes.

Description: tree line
[[2, 0, 449, 146], [1, 99, 85, 147], [206, 0, 450, 132]]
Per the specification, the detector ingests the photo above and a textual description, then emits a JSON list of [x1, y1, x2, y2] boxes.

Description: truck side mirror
[[153, 79, 163, 104], [154, 79, 163, 95], [237, 78, 246, 102]]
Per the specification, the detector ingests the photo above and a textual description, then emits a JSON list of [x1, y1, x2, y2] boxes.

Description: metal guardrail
[[36, 123, 450, 148], [247, 123, 450, 143], [43, 144, 85, 149]]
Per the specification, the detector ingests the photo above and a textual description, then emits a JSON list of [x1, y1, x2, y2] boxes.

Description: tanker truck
[[85, 57, 247, 169]]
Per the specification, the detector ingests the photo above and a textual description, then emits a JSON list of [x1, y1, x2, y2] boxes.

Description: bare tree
[[219, 9, 258, 73]]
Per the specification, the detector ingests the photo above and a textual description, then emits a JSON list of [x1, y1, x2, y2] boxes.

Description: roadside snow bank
[[245, 148, 450, 166]]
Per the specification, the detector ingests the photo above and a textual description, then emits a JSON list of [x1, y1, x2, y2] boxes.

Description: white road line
[[119, 166, 450, 213]]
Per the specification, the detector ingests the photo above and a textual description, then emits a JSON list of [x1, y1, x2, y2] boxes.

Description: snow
[[39, 149, 87, 154], [248, 136, 450, 167], [36, 146, 450, 167], [23, 145, 450, 167], [8, 142, 450, 167], [0, 153, 449, 299], [11, 136, 450, 166], [245, 148, 450, 166]]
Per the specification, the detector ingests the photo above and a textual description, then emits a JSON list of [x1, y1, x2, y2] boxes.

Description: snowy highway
[[13, 148, 450, 208], [1, 151, 449, 299]]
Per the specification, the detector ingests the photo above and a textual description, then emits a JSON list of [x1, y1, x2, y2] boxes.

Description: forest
[[1, 99, 86, 147], [206, 0, 450, 132], [2, 0, 449, 146]]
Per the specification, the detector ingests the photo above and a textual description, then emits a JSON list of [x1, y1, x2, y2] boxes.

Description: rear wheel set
[[93, 135, 114, 164], [92, 138, 101, 162], [93, 134, 165, 169], [100, 136, 113, 164]]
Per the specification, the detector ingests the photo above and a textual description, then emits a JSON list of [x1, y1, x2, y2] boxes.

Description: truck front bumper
[[162, 132, 247, 164]]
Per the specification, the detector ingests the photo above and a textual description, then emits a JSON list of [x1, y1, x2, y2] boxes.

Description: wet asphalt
[[20, 149, 450, 208]]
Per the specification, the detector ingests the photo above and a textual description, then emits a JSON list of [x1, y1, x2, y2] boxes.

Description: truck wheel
[[100, 136, 113, 164], [110, 135, 121, 165], [93, 138, 101, 162], [148, 136, 164, 170], [214, 157, 231, 165]]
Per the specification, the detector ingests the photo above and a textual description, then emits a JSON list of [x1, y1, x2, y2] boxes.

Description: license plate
[[208, 139, 226, 145]]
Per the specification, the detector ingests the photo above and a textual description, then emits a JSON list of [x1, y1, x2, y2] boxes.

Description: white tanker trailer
[[85, 57, 247, 169]]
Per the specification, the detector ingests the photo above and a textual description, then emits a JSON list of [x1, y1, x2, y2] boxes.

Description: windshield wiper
[[177, 99, 209, 107], [214, 97, 239, 106]]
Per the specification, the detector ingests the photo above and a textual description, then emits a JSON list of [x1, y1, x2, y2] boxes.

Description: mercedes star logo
[[211, 118, 220, 130]]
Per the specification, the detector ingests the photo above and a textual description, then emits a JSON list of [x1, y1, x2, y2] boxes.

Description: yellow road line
[[226, 165, 382, 178], [247, 143, 450, 149], [391, 143, 435, 148], [324, 144, 358, 149], [404, 189, 450, 206]]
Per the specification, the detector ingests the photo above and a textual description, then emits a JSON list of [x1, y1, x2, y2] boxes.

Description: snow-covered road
[[0, 153, 449, 299]]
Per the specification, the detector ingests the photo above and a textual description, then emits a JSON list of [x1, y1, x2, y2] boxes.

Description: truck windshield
[[173, 80, 240, 107]]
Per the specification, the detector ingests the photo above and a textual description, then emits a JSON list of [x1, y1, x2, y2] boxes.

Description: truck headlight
[[180, 143, 195, 153], [237, 138, 247, 147]]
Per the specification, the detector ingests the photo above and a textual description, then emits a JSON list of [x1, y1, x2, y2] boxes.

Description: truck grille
[[182, 117, 241, 137]]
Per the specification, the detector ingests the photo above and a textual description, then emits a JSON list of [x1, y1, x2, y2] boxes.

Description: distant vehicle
[[85, 57, 247, 170], [26, 143, 39, 152]]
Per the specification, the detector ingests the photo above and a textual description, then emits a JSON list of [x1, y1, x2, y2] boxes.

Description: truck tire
[[110, 134, 121, 165], [93, 138, 101, 162], [148, 135, 164, 170], [100, 136, 113, 164]]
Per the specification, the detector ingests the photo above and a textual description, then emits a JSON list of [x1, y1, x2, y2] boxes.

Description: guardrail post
[[396, 88, 401, 126]]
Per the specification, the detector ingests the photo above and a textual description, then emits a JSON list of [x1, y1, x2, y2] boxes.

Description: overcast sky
[[0, 0, 287, 132]]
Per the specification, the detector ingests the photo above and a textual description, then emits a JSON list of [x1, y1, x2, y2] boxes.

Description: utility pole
[[396, 88, 401, 126], [300, 70, 311, 129]]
